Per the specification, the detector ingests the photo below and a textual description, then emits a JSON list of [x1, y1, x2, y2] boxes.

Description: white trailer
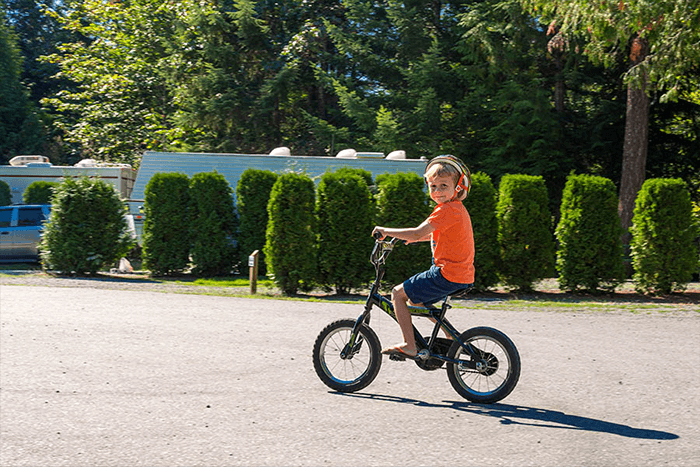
[[126, 148, 429, 243], [0, 157, 137, 204]]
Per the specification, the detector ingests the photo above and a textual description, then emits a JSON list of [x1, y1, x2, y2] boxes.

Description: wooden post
[[249, 250, 259, 294]]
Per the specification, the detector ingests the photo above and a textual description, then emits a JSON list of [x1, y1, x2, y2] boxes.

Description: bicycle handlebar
[[370, 234, 400, 266]]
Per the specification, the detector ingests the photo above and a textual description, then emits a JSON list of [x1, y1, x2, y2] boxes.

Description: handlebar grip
[[373, 231, 383, 240]]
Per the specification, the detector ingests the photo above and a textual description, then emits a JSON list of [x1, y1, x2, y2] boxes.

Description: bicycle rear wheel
[[313, 319, 382, 393], [446, 326, 520, 404]]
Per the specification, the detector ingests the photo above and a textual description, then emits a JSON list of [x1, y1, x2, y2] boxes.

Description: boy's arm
[[372, 220, 434, 244]]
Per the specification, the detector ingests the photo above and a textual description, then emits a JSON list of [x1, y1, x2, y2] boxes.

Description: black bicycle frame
[[342, 244, 480, 368]]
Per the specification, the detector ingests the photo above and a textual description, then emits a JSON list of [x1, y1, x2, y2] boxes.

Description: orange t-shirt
[[427, 200, 475, 284]]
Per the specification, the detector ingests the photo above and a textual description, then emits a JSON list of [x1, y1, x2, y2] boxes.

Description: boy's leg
[[428, 317, 454, 340], [384, 284, 417, 356]]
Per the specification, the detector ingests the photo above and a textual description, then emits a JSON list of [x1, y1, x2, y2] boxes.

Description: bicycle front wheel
[[447, 326, 521, 404], [313, 319, 382, 393]]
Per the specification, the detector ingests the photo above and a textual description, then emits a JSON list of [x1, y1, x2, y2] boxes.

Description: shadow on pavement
[[333, 392, 679, 440]]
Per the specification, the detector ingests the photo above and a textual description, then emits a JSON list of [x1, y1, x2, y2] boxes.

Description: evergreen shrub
[[630, 178, 699, 294], [465, 172, 499, 291], [496, 174, 555, 291], [23, 181, 59, 204], [0, 180, 10, 206], [555, 174, 625, 292], [264, 172, 317, 295], [317, 170, 375, 294], [189, 171, 238, 277], [236, 169, 278, 276], [375, 172, 432, 287], [695, 198, 700, 275], [40, 177, 134, 274], [142, 172, 191, 275], [335, 167, 374, 188]]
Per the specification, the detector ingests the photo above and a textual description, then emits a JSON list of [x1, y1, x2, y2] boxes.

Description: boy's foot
[[381, 345, 417, 359]]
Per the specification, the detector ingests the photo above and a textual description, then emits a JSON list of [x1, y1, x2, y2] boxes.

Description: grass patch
[[185, 277, 276, 288], [454, 298, 692, 314]]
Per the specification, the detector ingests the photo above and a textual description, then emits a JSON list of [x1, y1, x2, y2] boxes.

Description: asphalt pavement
[[1, 285, 698, 466]]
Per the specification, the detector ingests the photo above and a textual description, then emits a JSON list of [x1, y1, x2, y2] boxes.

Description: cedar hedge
[[0, 180, 10, 206], [316, 170, 375, 294], [236, 169, 278, 276], [23, 181, 58, 204], [264, 172, 317, 295], [61, 167, 696, 297], [40, 177, 134, 274], [555, 173, 625, 292], [374, 172, 432, 287], [465, 172, 499, 291], [142, 172, 191, 275], [496, 174, 555, 291], [189, 171, 238, 277], [630, 178, 699, 295]]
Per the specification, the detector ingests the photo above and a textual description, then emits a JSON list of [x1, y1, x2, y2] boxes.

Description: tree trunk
[[618, 36, 650, 249]]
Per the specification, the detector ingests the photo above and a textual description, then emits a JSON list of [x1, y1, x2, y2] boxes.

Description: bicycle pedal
[[389, 353, 407, 361]]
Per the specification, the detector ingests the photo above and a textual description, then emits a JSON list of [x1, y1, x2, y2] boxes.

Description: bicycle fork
[[339, 296, 376, 360]]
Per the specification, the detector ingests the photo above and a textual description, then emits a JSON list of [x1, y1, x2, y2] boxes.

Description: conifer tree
[[0, 10, 43, 163]]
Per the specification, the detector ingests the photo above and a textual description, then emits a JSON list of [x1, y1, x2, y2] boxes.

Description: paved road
[[1, 285, 698, 467]]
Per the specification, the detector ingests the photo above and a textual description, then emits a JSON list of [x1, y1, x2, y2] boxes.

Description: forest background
[[1, 0, 699, 222]]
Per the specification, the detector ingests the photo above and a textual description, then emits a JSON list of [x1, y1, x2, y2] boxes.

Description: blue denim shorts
[[403, 265, 472, 306]]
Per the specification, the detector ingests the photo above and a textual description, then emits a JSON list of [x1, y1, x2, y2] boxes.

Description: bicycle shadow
[[332, 392, 678, 440]]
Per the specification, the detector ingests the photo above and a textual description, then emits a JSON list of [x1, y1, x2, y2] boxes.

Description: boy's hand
[[372, 227, 386, 240]]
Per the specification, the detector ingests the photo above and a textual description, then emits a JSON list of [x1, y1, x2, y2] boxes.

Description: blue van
[[0, 205, 51, 262]]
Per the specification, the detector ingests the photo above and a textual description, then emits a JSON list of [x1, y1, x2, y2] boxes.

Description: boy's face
[[426, 170, 458, 204]]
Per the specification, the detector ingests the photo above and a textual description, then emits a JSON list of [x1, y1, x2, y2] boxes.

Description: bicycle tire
[[313, 319, 382, 393], [446, 326, 521, 404]]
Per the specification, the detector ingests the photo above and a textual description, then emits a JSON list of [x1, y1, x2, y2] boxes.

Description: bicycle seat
[[450, 286, 473, 297]]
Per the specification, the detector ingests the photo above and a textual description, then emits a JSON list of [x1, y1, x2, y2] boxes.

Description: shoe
[[381, 346, 417, 360]]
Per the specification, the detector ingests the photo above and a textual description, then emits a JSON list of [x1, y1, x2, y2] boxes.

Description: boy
[[372, 155, 474, 358]]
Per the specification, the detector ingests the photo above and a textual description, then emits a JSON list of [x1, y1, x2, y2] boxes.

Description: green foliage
[[264, 172, 317, 295], [41, 0, 176, 165], [496, 174, 555, 291], [237, 169, 278, 276], [0, 180, 11, 206], [375, 172, 432, 286], [142, 172, 191, 276], [316, 170, 375, 294], [19, 0, 699, 204], [555, 174, 625, 292], [189, 172, 238, 277], [464, 172, 500, 291], [520, 0, 700, 101], [23, 181, 58, 204], [0, 10, 43, 164], [40, 177, 134, 274], [334, 167, 374, 190], [630, 179, 699, 295]]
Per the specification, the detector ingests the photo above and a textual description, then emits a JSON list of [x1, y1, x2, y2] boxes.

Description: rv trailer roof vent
[[386, 150, 406, 160], [75, 159, 98, 167], [335, 148, 357, 158], [269, 147, 291, 156]]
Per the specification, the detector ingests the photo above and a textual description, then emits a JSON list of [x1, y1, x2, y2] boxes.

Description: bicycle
[[312, 235, 521, 403]]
